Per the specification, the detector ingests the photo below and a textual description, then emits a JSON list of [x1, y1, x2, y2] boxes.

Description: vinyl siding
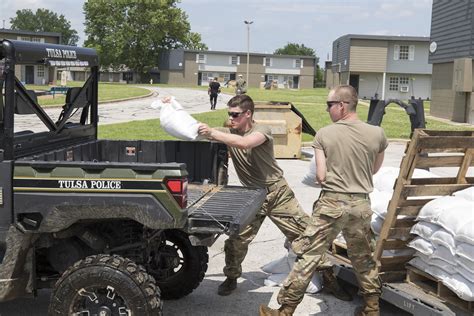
[[349, 39, 387, 72], [332, 36, 351, 72], [429, 0, 474, 63]]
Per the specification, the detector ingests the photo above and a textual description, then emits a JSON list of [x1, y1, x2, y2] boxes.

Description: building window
[[294, 59, 303, 68], [219, 73, 230, 82], [20, 36, 31, 41], [37, 65, 45, 77], [267, 74, 279, 83], [399, 76, 409, 85], [196, 54, 206, 63], [389, 77, 399, 91], [263, 57, 271, 67], [394, 44, 415, 61], [230, 56, 239, 65], [202, 72, 213, 81], [31, 37, 41, 43], [399, 45, 409, 60]]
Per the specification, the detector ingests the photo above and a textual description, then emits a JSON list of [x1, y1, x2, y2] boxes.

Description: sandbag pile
[[408, 187, 474, 301]]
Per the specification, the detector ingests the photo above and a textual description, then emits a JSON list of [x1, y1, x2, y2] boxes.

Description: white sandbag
[[301, 156, 319, 187], [458, 256, 474, 274], [430, 228, 457, 256], [457, 243, 474, 262], [261, 252, 293, 274], [456, 219, 474, 245], [410, 221, 441, 240], [261, 249, 323, 294], [408, 237, 435, 256], [372, 167, 439, 193], [369, 189, 392, 218], [434, 200, 474, 244], [373, 167, 400, 192], [456, 265, 474, 283], [415, 253, 453, 273], [409, 258, 474, 301], [417, 196, 465, 223], [442, 273, 474, 301], [383, 248, 415, 256], [453, 187, 474, 201], [151, 97, 201, 141], [431, 245, 458, 266], [370, 213, 384, 235]]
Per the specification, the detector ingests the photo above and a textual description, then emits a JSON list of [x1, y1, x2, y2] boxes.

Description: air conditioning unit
[[400, 85, 409, 93]]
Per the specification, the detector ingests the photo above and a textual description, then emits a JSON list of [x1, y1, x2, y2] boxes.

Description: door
[[293, 76, 299, 89], [197, 72, 202, 86], [349, 74, 359, 93], [25, 66, 34, 84]]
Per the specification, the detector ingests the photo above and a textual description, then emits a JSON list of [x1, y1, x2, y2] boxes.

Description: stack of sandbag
[[408, 187, 474, 301]]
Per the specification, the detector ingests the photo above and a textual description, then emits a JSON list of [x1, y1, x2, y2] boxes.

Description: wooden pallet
[[406, 265, 474, 313], [329, 129, 474, 286]]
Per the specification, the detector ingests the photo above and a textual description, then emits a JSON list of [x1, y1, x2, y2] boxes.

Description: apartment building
[[327, 34, 432, 100], [0, 28, 62, 85], [429, 0, 474, 124], [159, 49, 316, 89]]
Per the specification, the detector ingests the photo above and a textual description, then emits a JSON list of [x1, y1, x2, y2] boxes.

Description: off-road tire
[[151, 230, 209, 299], [48, 254, 162, 316]]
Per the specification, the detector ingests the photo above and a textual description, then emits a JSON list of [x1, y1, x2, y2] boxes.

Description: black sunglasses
[[326, 100, 348, 108], [228, 111, 246, 118]]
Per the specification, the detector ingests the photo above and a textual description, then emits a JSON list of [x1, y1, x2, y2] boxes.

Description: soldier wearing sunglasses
[[261, 85, 387, 316], [198, 95, 350, 313]]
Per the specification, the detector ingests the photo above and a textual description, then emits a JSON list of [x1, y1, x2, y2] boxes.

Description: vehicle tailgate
[[187, 185, 266, 235]]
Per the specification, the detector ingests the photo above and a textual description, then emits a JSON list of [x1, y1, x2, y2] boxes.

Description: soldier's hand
[[198, 123, 212, 137]]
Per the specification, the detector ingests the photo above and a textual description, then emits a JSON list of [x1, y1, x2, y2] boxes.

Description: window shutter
[[237, 56, 240, 65], [301, 59, 304, 68], [263, 57, 266, 66], [394, 45, 400, 60], [409, 45, 415, 61], [196, 54, 200, 63], [229, 56, 232, 65]]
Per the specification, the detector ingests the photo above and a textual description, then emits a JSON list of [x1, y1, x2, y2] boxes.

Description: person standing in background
[[208, 77, 221, 110], [235, 74, 247, 95]]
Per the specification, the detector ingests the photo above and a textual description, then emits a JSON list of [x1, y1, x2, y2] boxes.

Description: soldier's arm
[[198, 124, 266, 150], [373, 151, 385, 174], [315, 148, 326, 184]]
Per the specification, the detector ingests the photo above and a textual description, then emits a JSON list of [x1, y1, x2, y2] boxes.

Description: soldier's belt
[[321, 191, 369, 200]]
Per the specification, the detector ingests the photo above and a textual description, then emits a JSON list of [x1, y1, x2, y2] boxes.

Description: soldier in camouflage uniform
[[260, 85, 387, 316], [198, 95, 350, 301]]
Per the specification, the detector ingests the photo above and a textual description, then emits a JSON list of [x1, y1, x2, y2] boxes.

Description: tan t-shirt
[[312, 120, 388, 193], [217, 123, 283, 188]]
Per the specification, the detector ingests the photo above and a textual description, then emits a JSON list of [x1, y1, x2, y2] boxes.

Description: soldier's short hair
[[331, 85, 358, 112], [227, 94, 254, 114]]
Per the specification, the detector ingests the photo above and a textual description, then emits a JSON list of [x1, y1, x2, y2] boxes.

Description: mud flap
[[187, 185, 266, 235]]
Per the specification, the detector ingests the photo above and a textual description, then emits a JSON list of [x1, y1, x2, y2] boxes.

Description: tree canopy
[[274, 43, 316, 57], [10, 9, 79, 46], [83, 1, 208, 81]]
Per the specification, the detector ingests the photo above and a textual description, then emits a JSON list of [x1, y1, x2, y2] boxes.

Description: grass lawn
[[26, 82, 150, 107], [99, 87, 472, 141]]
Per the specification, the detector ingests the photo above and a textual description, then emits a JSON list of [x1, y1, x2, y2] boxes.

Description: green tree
[[83, 0, 207, 82], [274, 43, 316, 56], [10, 9, 79, 45]]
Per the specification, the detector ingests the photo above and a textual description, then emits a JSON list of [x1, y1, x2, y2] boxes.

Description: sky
[[0, 0, 433, 67]]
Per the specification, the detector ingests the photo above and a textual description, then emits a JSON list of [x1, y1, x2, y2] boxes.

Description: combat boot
[[354, 294, 380, 316], [322, 269, 353, 301], [259, 304, 296, 316], [217, 277, 237, 296]]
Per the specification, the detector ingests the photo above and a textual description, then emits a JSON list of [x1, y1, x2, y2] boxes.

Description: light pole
[[244, 20, 253, 87]]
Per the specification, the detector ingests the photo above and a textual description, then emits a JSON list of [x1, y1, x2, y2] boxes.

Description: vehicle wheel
[[48, 254, 162, 316], [147, 230, 209, 299]]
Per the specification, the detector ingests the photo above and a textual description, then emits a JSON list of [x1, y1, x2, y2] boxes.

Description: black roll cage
[[0, 39, 99, 160]]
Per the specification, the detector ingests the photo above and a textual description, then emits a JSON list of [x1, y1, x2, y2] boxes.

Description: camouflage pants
[[277, 191, 382, 307], [223, 179, 332, 279]]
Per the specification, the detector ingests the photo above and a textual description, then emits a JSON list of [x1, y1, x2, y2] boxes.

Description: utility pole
[[244, 20, 253, 87]]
